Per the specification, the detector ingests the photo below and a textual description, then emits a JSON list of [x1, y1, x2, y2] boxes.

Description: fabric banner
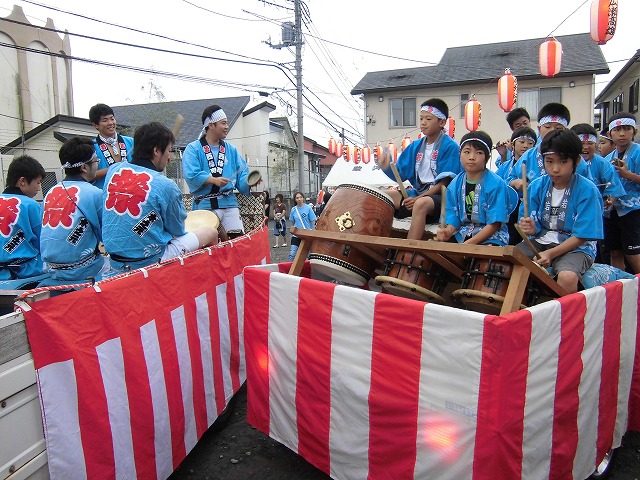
[[243, 265, 640, 480], [22, 227, 269, 480]]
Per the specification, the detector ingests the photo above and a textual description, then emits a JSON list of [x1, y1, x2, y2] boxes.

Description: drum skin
[[310, 184, 394, 285], [184, 210, 220, 232]]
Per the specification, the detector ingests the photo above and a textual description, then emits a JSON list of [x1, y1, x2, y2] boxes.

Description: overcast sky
[[2, 0, 638, 145]]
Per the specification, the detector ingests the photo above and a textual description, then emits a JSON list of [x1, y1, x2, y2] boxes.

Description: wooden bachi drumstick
[[172, 114, 184, 138], [521, 163, 529, 218], [514, 224, 542, 260], [440, 184, 446, 229], [389, 162, 409, 199]]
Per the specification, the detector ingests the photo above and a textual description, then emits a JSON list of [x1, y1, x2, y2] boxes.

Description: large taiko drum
[[184, 210, 229, 242], [375, 250, 447, 302], [309, 183, 394, 285]]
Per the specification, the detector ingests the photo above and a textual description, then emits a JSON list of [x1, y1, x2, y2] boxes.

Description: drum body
[[376, 250, 447, 302], [310, 184, 394, 285]]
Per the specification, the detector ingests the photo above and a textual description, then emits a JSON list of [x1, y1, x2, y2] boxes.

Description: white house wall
[[0, 32, 20, 147]]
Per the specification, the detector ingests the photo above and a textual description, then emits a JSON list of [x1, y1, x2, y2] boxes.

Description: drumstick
[[440, 184, 446, 229], [514, 224, 541, 260], [521, 163, 529, 218], [389, 162, 409, 199], [172, 114, 184, 138]]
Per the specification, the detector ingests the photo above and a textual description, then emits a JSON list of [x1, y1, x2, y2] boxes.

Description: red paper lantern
[[328, 138, 336, 155], [497, 68, 518, 112], [335, 141, 343, 158], [445, 117, 456, 139], [401, 135, 412, 151], [353, 146, 361, 164], [539, 38, 562, 77], [373, 144, 384, 162], [386, 142, 398, 163], [361, 146, 371, 164], [590, 0, 618, 45], [344, 145, 353, 162], [464, 97, 481, 132], [317, 190, 325, 205]]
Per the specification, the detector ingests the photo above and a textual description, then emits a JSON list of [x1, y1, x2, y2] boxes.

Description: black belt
[[48, 252, 99, 270], [110, 253, 150, 263], [194, 190, 233, 204]]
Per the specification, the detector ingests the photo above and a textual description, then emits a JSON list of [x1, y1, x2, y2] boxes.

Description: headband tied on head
[[198, 109, 228, 138], [578, 134, 597, 143], [609, 117, 637, 132], [420, 105, 446, 120], [460, 137, 491, 156], [599, 133, 613, 142], [513, 135, 536, 143], [61, 152, 97, 170], [538, 115, 568, 127]]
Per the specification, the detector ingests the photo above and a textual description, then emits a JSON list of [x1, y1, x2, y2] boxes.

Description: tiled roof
[[112, 96, 251, 147], [351, 33, 609, 95]]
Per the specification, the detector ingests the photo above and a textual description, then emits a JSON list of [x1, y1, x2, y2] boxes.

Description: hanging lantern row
[[445, 117, 456, 139], [497, 68, 518, 112], [464, 96, 481, 132], [401, 135, 412, 152], [590, 0, 617, 45], [539, 37, 562, 77]]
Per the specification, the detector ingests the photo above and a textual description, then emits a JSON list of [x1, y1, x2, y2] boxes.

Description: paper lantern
[[317, 190, 325, 205], [328, 138, 336, 155], [445, 117, 456, 139], [373, 144, 384, 161], [401, 135, 412, 151], [353, 146, 361, 164], [386, 142, 398, 163], [464, 97, 481, 132], [539, 38, 562, 77], [335, 141, 343, 158], [497, 68, 518, 112], [590, 0, 617, 45], [344, 145, 353, 162], [361, 145, 371, 164]]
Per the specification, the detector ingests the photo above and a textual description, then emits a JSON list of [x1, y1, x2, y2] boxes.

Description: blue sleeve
[[508, 154, 526, 184], [382, 140, 418, 184], [571, 179, 604, 240], [231, 148, 250, 195], [484, 176, 509, 224], [444, 175, 461, 229], [182, 142, 211, 193], [434, 137, 461, 183], [28, 201, 42, 250], [162, 182, 188, 237]]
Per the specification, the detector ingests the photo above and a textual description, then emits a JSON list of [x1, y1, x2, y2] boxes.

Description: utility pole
[[294, 0, 305, 196]]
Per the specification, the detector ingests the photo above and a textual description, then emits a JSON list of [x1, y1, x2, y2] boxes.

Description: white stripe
[[616, 278, 638, 440], [573, 288, 605, 479], [234, 272, 246, 383], [328, 286, 376, 479], [195, 293, 216, 425], [521, 300, 562, 479], [414, 304, 484, 480], [216, 282, 234, 401], [38, 360, 87, 480], [171, 306, 198, 452], [140, 320, 172, 480], [96, 337, 136, 479], [267, 272, 301, 450]]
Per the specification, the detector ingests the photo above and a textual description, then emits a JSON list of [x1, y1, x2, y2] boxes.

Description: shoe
[[273, 244, 278, 248], [282, 243, 287, 247]]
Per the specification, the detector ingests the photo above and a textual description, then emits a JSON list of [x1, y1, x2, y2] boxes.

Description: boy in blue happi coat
[[495, 107, 534, 168], [0, 155, 46, 282], [40, 137, 109, 286], [437, 131, 514, 246], [517, 130, 603, 294], [90, 103, 134, 190], [182, 104, 250, 237], [376, 98, 461, 240], [102, 122, 218, 275]]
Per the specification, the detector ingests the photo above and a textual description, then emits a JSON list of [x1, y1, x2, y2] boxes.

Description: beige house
[[595, 49, 640, 141], [351, 33, 608, 166]]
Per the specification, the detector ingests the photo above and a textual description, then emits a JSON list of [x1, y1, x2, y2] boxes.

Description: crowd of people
[[0, 102, 252, 290]]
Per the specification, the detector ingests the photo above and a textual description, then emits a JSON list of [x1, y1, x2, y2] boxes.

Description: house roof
[[1, 115, 92, 153], [351, 33, 609, 95], [595, 49, 640, 104], [111, 96, 251, 147]]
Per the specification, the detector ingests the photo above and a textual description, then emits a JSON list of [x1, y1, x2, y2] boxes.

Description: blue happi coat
[[605, 142, 640, 216], [92, 135, 134, 189]]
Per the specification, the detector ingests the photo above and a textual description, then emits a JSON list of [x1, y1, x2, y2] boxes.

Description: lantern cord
[[543, 0, 590, 39]]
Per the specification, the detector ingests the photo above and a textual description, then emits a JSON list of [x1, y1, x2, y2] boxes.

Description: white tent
[[322, 157, 398, 189]]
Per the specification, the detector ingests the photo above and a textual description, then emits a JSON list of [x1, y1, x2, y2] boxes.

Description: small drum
[[247, 170, 262, 187], [310, 183, 394, 285], [184, 210, 228, 242], [376, 250, 447, 303]]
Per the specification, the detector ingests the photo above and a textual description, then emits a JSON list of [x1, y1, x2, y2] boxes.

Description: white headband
[[599, 133, 613, 142], [420, 105, 446, 120], [198, 109, 227, 139], [578, 134, 597, 143], [460, 138, 491, 155], [538, 115, 568, 127], [61, 153, 97, 170], [513, 135, 536, 143], [609, 117, 637, 131]]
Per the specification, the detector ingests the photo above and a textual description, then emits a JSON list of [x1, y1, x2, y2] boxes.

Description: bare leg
[[625, 253, 640, 274], [192, 226, 218, 247], [387, 189, 403, 209], [556, 270, 580, 294], [610, 250, 626, 270], [407, 196, 435, 240]]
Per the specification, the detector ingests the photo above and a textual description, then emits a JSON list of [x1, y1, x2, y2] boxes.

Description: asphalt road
[[169, 221, 640, 480]]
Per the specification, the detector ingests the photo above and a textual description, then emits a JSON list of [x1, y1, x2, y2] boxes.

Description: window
[[517, 87, 562, 117], [599, 102, 610, 130], [612, 93, 624, 114], [460, 93, 469, 118], [629, 79, 639, 113], [389, 97, 416, 127]]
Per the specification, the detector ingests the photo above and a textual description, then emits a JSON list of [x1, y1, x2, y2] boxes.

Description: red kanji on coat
[[43, 185, 78, 229], [0, 197, 20, 237], [105, 169, 152, 217]]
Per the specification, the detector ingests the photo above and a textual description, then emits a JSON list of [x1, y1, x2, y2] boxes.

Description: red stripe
[[295, 278, 336, 473], [548, 294, 587, 480], [75, 351, 116, 478], [121, 329, 157, 479], [367, 295, 424, 478], [244, 267, 273, 434], [155, 310, 188, 468], [597, 282, 622, 461], [473, 310, 531, 480], [183, 297, 208, 439], [628, 277, 640, 431]]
